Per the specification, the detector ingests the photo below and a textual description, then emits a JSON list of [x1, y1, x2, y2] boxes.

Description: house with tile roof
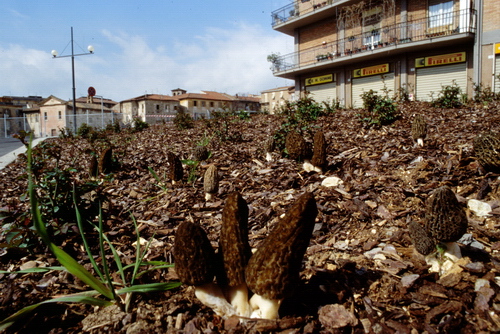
[[260, 86, 295, 114], [118, 94, 181, 124]]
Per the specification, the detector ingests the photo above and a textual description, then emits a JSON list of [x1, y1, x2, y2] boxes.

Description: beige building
[[175, 90, 235, 119], [118, 94, 180, 124], [270, 0, 499, 107], [1, 96, 43, 137], [260, 86, 295, 114]]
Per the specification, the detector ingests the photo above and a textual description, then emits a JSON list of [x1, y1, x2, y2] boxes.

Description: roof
[[175, 91, 235, 102], [75, 96, 118, 105], [120, 94, 179, 103], [260, 86, 295, 94]]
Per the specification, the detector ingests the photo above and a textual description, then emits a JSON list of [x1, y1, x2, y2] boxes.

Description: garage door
[[416, 63, 467, 102], [307, 82, 337, 104], [352, 73, 395, 108], [495, 55, 500, 94]]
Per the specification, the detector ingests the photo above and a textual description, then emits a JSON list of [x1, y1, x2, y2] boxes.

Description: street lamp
[[51, 27, 94, 133]]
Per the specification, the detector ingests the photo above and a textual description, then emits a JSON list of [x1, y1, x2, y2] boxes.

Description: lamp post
[[51, 27, 94, 133]]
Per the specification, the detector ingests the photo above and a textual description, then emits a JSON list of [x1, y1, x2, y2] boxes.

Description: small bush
[[471, 81, 498, 104], [359, 90, 399, 126], [132, 117, 149, 132], [77, 123, 94, 138], [431, 82, 463, 108], [173, 109, 194, 130]]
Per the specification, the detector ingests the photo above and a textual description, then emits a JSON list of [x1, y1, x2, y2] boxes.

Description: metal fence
[[1, 113, 126, 138]]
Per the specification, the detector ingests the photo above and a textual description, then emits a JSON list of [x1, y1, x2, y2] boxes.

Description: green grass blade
[[116, 282, 181, 295], [0, 295, 112, 330], [73, 186, 105, 282], [0, 266, 66, 274], [94, 223, 126, 285], [98, 206, 117, 300]]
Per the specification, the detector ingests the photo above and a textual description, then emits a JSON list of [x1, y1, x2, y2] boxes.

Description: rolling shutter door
[[307, 82, 336, 103], [416, 63, 467, 102], [352, 73, 395, 108], [495, 55, 500, 94]]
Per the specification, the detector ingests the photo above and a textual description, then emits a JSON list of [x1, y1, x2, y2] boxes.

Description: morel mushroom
[[408, 220, 436, 256], [203, 164, 219, 201], [99, 147, 113, 174], [219, 192, 252, 317], [167, 152, 183, 184], [245, 192, 318, 319], [310, 131, 327, 173], [473, 131, 500, 172], [285, 131, 310, 161], [264, 136, 276, 162], [174, 221, 236, 317], [411, 114, 427, 147], [88, 153, 98, 178], [192, 145, 209, 162], [424, 185, 468, 262]]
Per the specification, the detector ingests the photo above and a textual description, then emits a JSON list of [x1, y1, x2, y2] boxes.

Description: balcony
[[270, 9, 476, 78]]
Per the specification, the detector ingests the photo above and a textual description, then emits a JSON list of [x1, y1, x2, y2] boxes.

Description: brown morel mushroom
[[245, 192, 318, 319], [264, 136, 276, 162], [219, 192, 252, 317], [174, 221, 236, 317], [285, 131, 310, 161], [192, 145, 209, 162], [473, 131, 500, 172], [167, 152, 183, 184], [203, 164, 219, 201], [88, 153, 98, 178], [424, 185, 468, 264], [98, 147, 113, 174], [310, 131, 327, 173], [411, 114, 427, 147], [408, 220, 436, 256]]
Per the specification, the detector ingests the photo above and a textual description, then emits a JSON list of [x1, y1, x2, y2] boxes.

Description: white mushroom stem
[[302, 160, 316, 173], [226, 283, 251, 318], [248, 293, 282, 320], [425, 242, 462, 275], [205, 192, 214, 201], [417, 138, 424, 147], [194, 282, 237, 317], [265, 152, 273, 162]]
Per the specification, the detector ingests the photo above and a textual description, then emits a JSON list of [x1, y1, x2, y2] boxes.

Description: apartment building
[[270, 0, 499, 107], [260, 86, 296, 113], [119, 94, 181, 124]]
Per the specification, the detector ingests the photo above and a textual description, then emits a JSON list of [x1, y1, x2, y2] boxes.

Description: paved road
[[0, 137, 46, 170]]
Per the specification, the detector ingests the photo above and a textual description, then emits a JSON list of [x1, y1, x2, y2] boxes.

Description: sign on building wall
[[353, 64, 389, 78], [495, 43, 500, 54], [305, 74, 334, 86], [415, 52, 466, 68]]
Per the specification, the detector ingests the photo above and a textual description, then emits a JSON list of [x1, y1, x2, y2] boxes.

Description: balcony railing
[[272, 0, 335, 26], [270, 8, 476, 74]]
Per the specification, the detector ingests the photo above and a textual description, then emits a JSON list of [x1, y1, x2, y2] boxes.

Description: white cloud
[[0, 23, 293, 101]]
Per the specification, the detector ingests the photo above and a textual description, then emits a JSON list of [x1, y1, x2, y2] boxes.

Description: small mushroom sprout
[[173, 221, 236, 317], [245, 192, 318, 319], [167, 152, 183, 184], [264, 136, 276, 162], [473, 131, 500, 172], [203, 164, 219, 201], [219, 192, 252, 317], [285, 131, 310, 162], [411, 114, 427, 147], [310, 130, 327, 173]]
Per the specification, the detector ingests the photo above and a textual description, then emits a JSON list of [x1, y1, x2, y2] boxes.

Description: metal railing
[[272, 0, 335, 26], [271, 8, 476, 74]]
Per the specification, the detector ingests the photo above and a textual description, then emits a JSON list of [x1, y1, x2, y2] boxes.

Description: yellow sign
[[305, 74, 333, 86], [353, 63, 389, 78], [495, 43, 500, 54], [415, 52, 466, 68]]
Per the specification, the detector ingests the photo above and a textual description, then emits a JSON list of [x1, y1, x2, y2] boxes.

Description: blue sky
[[0, 1, 294, 102]]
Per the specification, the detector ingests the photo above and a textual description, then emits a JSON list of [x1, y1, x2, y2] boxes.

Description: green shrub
[[77, 123, 94, 138], [431, 82, 463, 108], [173, 109, 194, 130], [471, 81, 498, 104], [359, 89, 399, 126], [132, 117, 149, 132]]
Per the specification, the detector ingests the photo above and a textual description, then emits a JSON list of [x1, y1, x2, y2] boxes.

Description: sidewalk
[[0, 138, 46, 170]]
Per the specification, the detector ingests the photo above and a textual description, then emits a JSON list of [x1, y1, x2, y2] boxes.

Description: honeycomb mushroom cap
[[424, 186, 468, 243], [285, 131, 311, 161], [99, 147, 113, 174], [203, 164, 219, 195], [311, 131, 327, 169], [219, 192, 251, 287], [173, 221, 216, 286], [264, 136, 276, 153], [408, 221, 436, 255], [473, 131, 500, 171], [411, 114, 427, 141], [245, 192, 318, 300], [167, 152, 183, 181], [192, 145, 209, 161]]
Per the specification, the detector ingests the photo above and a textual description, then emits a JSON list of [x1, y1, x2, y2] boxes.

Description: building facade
[[270, 0, 499, 107], [260, 86, 296, 113], [119, 94, 181, 124], [1, 96, 43, 137]]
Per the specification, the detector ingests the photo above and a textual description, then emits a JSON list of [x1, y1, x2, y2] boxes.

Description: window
[[193, 101, 198, 107], [165, 105, 169, 112], [210, 102, 214, 107], [202, 101, 206, 107], [44, 112, 47, 121], [156, 104, 160, 110], [429, 1, 454, 29], [35, 114, 39, 122], [58, 111, 62, 119]]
